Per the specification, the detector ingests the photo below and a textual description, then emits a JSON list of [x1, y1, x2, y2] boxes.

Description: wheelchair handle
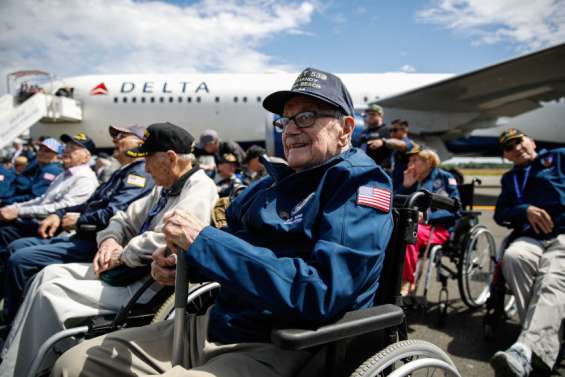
[[172, 247, 188, 366], [78, 224, 97, 232], [394, 190, 460, 212]]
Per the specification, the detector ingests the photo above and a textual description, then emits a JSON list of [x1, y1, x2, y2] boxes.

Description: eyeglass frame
[[502, 137, 524, 152], [273, 110, 344, 132]]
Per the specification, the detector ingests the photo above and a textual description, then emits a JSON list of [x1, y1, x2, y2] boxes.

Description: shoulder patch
[[0, 175, 4, 181], [127, 174, 146, 187], [448, 177, 457, 186], [43, 172, 57, 181], [357, 186, 391, 212]]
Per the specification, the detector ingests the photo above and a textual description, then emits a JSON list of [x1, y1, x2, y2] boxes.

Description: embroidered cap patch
[[357, 186, 391, 212]]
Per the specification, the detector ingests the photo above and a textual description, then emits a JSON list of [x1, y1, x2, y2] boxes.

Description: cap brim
[[126, 146, 148, 158], [60, 134, 73, 143], [500, 134, 524, 145], [263, 90, 345, 116]]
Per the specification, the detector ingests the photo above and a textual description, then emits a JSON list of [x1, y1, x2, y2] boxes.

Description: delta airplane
[[1, 42, 564, 158]]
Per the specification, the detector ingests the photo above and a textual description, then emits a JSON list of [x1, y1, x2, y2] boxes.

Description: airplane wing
[[378, 42, 565, 118]]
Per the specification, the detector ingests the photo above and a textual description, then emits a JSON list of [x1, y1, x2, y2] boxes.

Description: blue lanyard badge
[[513, 166, 531, 204]]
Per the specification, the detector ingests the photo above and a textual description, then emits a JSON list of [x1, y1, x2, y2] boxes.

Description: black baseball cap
[[126, 122, 194, 157], [263, 67, 355, 116], [244, 145, 266, 163], [60, 132, 96, 154]]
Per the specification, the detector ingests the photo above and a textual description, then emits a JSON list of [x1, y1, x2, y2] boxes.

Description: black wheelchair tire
[[457, 225, 496, 309]]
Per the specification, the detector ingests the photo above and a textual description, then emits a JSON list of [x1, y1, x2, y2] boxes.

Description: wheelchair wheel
[[350, 339, 461, 377], [457, 225, 496, 308]]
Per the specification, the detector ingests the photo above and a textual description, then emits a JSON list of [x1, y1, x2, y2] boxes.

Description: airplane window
[[122, 97, 127, 103], [215, 97, 220, 103], [243, 96, 247, 103], [113, 97, 118, 103], [150, 97, 155, 103], [141, 97, 146, 103], [233, 97, 238, 103], [159, 97, 164, 103], [178, 97, 183, 103], [256, 96, 261, 102], [132, 97, 137, 103], [169, 97, 174, 103], [363, 96, 368, 102], [187, 97, 192, 103], [196, 97, 201, 103]]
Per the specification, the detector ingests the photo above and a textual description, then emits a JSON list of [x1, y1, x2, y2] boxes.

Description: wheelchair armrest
[[270, 304, 404, 350], [461, 210, 482, 217], [79, 224, 98, 233]]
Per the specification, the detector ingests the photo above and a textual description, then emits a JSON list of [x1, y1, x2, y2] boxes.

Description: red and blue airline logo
[[90, 82, 108, 95]]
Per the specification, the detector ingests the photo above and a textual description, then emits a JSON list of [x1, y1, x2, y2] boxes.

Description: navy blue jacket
[[0, 166, 16, 201], [185, 148, 393, 344], [55, 160, 154, 233], [494, 148, 565, 240], [397, 167, 461, 226], [2, 162, 63, 205]]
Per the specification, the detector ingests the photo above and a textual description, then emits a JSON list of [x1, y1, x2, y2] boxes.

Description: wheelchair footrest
[[271, 304, 405, 350]]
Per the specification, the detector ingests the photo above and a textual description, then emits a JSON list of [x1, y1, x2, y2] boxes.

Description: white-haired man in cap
[[53, 68, 393, 377], [0, 133, 98, 248], [0, 123, 218, 377]]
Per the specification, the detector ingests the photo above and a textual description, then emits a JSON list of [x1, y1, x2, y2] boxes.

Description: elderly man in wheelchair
[[50, 69, 461, 377], [489, 128, 565, 377]]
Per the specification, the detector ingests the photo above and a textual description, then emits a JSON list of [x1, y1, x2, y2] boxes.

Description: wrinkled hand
[[403, 165, 418, 188], [367, 139, 384, 150], [62, 212, 80, 231], [151, 247, 177, 286], [0, 206, 19, 222], [527, 206, 554, 234], [93, 238, 124, 278], [163, 210, 205, 253], [38, 214, 61, 239]]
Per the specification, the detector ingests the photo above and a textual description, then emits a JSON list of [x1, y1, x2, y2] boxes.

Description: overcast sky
[[1, 0, 564, 94]]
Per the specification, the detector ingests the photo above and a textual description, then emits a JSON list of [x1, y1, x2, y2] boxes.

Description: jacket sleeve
[[493, 174, 529, 229], [76, 175, 154, 230], [428, 172, 461, 224], [17, 175, 98, 218], [185, 168, 394, 323]]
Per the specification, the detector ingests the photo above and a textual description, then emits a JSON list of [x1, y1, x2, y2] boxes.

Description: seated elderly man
[[0, 123, 218, 377], [0, 138, 64, 206], [0, 132, 99, 248], [0, 125, 154, 328], [490, 129, 565, 377], [52, 67, 393, 377]]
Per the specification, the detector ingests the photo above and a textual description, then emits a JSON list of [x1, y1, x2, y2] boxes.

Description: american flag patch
[[357, 186, 391, 212], [448, 178, 457, 186], [43, 172, 56, 181]]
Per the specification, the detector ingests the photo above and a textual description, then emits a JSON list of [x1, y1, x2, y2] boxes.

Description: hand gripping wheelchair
[[407, 178, 496, 325], [166, 190, 463, 377]]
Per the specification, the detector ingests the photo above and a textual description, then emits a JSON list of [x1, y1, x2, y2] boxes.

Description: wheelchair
[[165, 190, 463, 377], [408, 178, 497, 325]]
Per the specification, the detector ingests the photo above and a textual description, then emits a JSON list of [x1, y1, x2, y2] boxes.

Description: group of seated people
[[0, 68, 561, 377]]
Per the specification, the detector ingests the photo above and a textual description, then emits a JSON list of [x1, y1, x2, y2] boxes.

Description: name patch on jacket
[[357, 186, 390, 212], [0, 175, 4, 181], [127, 174, 147, 187], [43, 172, 57, 181]]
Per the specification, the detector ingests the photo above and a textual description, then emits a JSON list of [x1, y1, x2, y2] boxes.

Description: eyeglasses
[[273, 110, 342, 132], [502, 137, 523, 152]]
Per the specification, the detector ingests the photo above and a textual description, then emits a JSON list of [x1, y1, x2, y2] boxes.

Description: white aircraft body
[[1, 43, 564, 157]]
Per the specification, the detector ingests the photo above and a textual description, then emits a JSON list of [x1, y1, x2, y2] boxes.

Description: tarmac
[[403, 177, 564, 377]]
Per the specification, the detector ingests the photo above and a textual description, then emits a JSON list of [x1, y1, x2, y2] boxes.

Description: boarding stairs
[[0, 93, 82, 149]]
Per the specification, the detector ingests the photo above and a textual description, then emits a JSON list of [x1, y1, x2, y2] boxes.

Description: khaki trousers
[[51, 309, 310, 377], [502, 235, 565, 369]]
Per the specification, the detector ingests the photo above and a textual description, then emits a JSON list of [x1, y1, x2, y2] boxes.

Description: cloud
[[0, 0, 315, 92], [417, 0, 565, 51], [400, 64, 416, 73]]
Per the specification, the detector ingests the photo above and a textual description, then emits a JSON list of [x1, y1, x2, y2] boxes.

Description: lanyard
[[139, 190, 169, 234], [513, 166, 531, 204]]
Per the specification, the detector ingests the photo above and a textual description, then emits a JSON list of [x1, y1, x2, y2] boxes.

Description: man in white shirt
[[0, 132, 99, 248]]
